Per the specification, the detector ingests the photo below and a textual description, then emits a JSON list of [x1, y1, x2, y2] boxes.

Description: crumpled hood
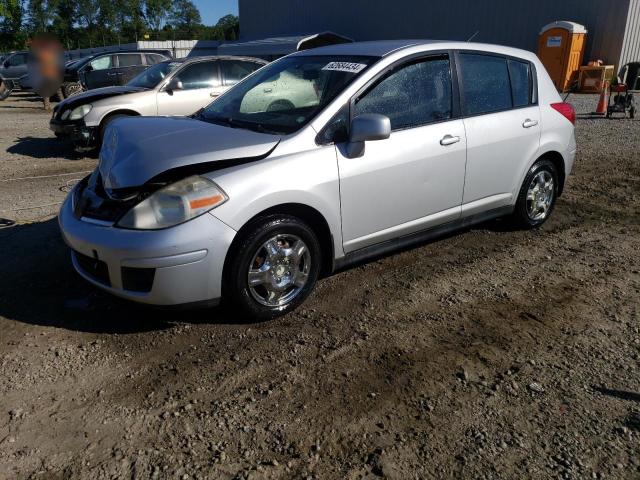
[[99, 116, 280, 190], [57, 86, 145, 111]]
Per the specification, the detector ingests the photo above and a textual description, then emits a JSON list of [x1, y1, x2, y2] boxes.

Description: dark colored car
[[62, 50, 171, 97], [0, 51, 29, 99]]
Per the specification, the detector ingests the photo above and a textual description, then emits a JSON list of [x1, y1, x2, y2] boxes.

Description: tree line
[[0, 0, 240, 52]]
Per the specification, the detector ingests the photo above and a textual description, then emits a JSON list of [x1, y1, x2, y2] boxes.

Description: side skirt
[[333, 205, 514, 272]]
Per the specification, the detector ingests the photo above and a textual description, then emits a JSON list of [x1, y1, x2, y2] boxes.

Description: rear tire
[[62, 82, 83, 98], [512, 159, 559, 229], [224, 214, 321, 321], [0, 80, 12, 101]]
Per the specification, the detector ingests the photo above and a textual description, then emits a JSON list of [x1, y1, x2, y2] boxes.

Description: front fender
[[209, 146, 344, 259]]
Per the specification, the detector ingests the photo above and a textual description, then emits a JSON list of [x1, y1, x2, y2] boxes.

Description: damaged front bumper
[[58, 186, 237, 306], [49, 117, 97, 149]]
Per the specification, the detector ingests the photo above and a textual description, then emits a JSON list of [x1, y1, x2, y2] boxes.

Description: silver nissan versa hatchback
[[59, 40, 577, 320]]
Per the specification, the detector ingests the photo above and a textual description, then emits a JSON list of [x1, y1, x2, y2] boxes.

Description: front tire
[[512, 159, 559, 228], [224, 215, 321, 320]]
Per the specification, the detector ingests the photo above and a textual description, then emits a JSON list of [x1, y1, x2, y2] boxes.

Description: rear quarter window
[[508, 59, 532, 107], [145, 54, 165, 65]]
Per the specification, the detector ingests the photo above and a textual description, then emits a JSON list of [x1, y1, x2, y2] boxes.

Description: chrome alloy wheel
[[247, 234, 311, 307], [526, 171, 554, 221]]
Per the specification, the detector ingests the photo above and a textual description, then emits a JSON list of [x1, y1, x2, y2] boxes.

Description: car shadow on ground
[[0, 209, 574, 335], [7, 136, 86, 160], [0, 218, 254, 335], [9, 91, 43, 100]]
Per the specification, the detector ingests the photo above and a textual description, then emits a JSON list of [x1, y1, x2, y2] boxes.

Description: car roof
[[174, 55, 268, 64], [292, 40, 443, 57], [292, 39, 537, 61]]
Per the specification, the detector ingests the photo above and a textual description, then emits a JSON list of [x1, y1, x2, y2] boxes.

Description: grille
[[121, 267, 156, 293], [74, 250, 110, 286]]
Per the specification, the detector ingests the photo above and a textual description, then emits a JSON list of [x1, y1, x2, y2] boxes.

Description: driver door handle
[[523, 119, 538, 128], [440, 134, 461, 146]]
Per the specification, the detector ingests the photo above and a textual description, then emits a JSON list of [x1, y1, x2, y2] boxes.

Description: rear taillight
[[550, 102, 576, 125]]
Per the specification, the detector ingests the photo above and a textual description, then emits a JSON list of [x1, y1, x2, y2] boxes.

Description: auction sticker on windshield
[[322, 62, 367, 73]]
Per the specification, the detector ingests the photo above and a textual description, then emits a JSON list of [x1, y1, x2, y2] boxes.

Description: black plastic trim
[[333, 206, 514, 272]]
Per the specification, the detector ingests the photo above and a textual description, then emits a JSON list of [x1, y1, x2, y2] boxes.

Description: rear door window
[[221, 60, 263, 86], [354, 55, 452, 130], [458, 53, 512, 116], [118, 54, 143, 68]]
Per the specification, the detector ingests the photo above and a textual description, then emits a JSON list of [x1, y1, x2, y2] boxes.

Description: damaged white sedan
[[59, 40, 576, 319]]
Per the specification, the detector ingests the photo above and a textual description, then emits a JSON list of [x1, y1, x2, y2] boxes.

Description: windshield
[[197, 55, 377, 135], [127, 61, 181, 89]]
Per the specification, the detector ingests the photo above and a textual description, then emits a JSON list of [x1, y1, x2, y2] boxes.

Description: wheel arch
[[98, 109, 141, 130], [537, 150, 566, 196], [517, 149, 567, 198], [222, 203, 336, 287]]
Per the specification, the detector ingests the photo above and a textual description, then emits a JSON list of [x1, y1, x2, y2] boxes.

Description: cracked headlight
[[117, 176, 228, 230], [69, 104, 92, 120]]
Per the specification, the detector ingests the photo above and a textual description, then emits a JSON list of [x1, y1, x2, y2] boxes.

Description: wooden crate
[[578, 65, 615, 93]]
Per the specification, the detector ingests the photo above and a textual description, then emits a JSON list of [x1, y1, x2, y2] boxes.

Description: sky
[[193, 0, 239, 25]]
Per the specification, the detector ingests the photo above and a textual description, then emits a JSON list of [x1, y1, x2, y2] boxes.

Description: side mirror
[[166, 78, 183, 92], [346, 114, 391, 158]]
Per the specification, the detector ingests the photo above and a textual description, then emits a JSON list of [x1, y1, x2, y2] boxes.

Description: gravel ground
[[0, 91, 639, 480]]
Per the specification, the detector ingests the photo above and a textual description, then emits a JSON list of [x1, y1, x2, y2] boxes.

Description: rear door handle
[[440, 134, 461, 146], [210, 92, 218, 97], [523, 119, 538, 128]]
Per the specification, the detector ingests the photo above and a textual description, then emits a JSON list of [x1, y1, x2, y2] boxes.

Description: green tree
[[215, 14, 238, 40], [51, 0, 77, 49], [96, 0, 119, 45], [26, 0, 54, 33], [0, 0, 25, 50], [145, 0, 170, 32], [168, 0, 201, 37]]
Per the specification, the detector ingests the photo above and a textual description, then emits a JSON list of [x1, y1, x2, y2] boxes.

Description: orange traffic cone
[[592, 81, 609, 115]]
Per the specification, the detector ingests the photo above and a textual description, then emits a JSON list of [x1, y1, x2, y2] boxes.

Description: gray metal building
[[238, 0, 640, 69]]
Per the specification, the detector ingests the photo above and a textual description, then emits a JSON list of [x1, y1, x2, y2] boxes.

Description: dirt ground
[[0, 91, 638, 480]]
